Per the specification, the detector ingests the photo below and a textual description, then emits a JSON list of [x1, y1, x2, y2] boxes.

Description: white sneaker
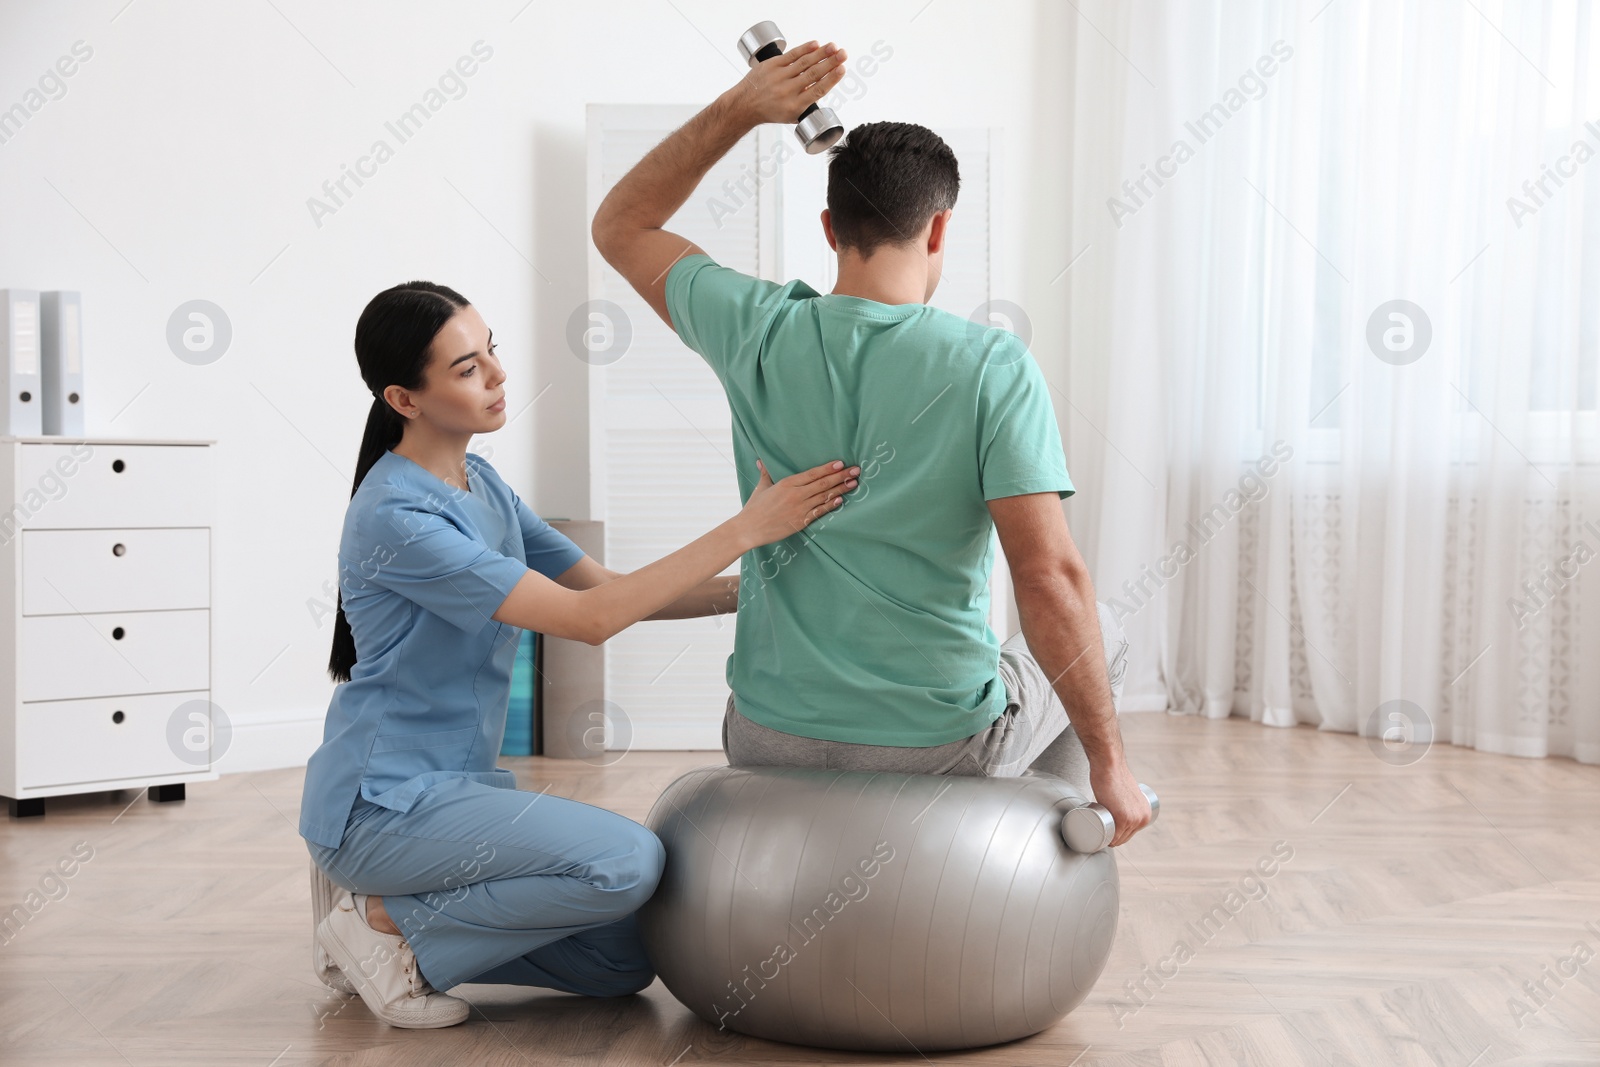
[[309, 859, 356, 995], [315, 889, 470, 1029]]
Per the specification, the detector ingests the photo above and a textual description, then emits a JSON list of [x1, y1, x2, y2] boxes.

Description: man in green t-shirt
[[591, 40, 1150, 845]]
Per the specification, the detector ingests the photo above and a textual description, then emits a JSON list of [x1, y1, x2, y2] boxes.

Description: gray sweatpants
[[721, 601, 1130, 802]]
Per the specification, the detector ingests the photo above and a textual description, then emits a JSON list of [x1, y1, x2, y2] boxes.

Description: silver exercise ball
[[638, 765, 1120, 1052]]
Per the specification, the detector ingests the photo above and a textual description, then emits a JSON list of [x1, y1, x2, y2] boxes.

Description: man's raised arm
[[590, 40, 848, 329]]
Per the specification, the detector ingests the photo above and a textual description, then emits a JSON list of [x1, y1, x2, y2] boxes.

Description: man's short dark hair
[[826, 122, 960, 258]]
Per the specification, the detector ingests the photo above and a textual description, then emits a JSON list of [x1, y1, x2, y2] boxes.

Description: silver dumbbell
[[736, 20, 845, 154], [1062, 783, 1160, 853]]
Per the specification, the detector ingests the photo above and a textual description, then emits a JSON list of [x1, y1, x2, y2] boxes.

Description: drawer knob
[[112, 626, 126, 640], [19, 391, 31, 403], [112, 543, 126, 557], [112, 710, 125, 724], [112, 459, 126, 473]]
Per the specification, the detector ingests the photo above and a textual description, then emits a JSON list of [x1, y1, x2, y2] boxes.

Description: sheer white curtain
[[1058, 0, 1600, 763]]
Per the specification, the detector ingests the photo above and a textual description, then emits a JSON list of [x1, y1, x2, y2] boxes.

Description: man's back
[[666, 253, 1075, 746]]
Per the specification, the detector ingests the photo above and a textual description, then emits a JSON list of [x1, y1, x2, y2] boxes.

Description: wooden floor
[[3, 713, 1599, 1066]]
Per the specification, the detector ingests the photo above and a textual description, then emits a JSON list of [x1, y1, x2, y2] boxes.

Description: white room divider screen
[[586, 108, 1003, 749]]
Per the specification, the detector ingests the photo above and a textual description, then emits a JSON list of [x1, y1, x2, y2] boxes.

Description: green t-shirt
[[666, 253, 1074, 746]]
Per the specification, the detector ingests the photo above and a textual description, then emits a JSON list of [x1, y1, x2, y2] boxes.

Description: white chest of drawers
[[0, 437, 216, 817]]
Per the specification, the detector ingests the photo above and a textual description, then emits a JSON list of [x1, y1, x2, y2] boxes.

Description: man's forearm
[[593, 90, 755, 240], [645, 574, 740, 621], [1013, 569, 1125, 765]]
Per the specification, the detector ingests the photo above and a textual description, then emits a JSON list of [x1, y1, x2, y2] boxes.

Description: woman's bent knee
[[588, 823, 665, 917], [623, 828, 667, 910]]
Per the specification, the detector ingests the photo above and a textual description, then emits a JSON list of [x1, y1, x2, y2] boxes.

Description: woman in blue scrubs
[[301, 281, 860, 1028]]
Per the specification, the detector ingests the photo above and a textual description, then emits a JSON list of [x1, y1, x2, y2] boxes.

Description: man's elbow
[[590, 214, 618, 262], [1010, 557, 1092, 604], [591, 191, 637, 255]]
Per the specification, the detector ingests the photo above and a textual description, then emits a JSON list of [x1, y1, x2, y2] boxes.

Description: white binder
[[40, 291, 85, 436], [0, 290, 43, 437]]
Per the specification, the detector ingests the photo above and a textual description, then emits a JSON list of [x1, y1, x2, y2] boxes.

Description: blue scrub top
[[299, 449, 585, 849]]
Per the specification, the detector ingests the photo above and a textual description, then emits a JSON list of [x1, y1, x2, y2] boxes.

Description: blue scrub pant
[[306, 776, 666, 993]]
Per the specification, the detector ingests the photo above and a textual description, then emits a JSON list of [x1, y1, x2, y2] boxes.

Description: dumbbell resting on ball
[[736, 20, 845, 154], [1061, 783, 1160, 853]]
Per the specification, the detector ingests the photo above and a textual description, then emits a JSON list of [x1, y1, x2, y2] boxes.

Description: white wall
[[0, 0, 1082, 770]]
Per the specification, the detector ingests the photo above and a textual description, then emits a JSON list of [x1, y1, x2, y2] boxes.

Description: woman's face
[[390, 304, 508, 434]]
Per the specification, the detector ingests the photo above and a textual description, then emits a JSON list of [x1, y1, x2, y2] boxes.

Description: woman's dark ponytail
[[328, 281, 470, 683]]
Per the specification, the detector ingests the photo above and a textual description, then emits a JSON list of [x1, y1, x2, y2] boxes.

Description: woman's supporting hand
[[737, 458, 860, 548], [494, 458, 857, 645]]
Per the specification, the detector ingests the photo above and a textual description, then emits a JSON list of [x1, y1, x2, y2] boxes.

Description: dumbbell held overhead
[[736, 20, 845, 154], [1061, 783, 1161, 853]]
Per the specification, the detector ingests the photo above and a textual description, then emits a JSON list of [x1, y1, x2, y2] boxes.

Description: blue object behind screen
[[501, 629, 538, 756]]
